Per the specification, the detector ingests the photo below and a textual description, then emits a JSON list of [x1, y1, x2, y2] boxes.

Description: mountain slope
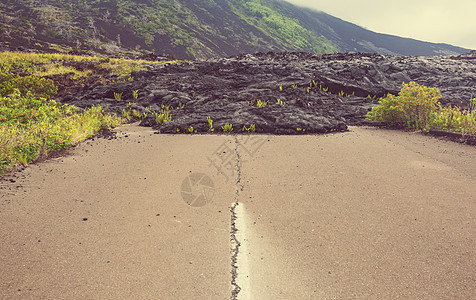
[[0, 0, 337, 58], [0, 0, 469, 59], [276, 1, 469, 56]]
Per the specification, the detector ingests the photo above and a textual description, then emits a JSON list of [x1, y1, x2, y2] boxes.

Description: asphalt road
[[1, 124, 475, 299]]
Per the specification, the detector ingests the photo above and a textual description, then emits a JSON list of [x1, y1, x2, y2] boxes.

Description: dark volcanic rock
[[59, 51, 476, 135], [234, 51, 476, 106]]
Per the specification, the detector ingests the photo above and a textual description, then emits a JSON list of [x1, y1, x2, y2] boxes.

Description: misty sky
[[284, 0, 476, 50]]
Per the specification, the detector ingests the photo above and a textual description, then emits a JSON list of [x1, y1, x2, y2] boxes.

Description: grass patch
[[0, 71, 58, 99], [0, 89, 121, 174], [0, 52, 176, 82], [0, 51, 182, 174], [0, 51, 145, 174]]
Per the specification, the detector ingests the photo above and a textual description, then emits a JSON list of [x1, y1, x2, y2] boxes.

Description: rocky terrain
[[59, 50, 476, 135]]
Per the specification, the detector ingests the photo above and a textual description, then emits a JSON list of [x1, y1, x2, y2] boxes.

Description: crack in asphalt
[[230, 136, 244, 299]]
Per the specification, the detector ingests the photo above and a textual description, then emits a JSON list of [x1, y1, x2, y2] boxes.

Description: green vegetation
[[246, 98, 269, 108], [242, 124, 256, 133], [122, 102, 174, 125], [133, 90, 139, 99], [188, 126, 197, 134], [207, 116, 214, 132], [278, 80, 360, 101], [0, 51, 168, 174], [152, 105, 173, 125], [230, 0, 335, 54], [366, 82, 476, 136], [0, 52, 166, 82], [430, 103, 476, 135], [366, 82, 441, 130], [0, 89, 120, 174], [132, 109, 147, 120], [221, 123, 234, 133], [114, 92, 123, 101], [0, 0, 336, 59], [0, 72, 57, 99], [121, 108, 131, 120], [256, 99, 269, 108]]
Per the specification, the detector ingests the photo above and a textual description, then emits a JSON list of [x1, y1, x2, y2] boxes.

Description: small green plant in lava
[[114, 92, 123, 101], [221, 123, 233, 133], [242, 124, 256, 133], [256, 99, 269, 108], [188, 126, 197, 134], [207, 116, 214, 132]]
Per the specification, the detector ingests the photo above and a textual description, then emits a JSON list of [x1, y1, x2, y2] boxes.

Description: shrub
[[0, 103, 121, 174], [366, 82, 441, 130], [0, 72, 57, 99], [430, 106, 476, 135], [0, 88, 121, 174], [0, 89, 76, 125]]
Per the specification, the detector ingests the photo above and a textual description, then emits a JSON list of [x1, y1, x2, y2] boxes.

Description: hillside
[[0, 0, 470, 59], [0, 0, 336, 58]]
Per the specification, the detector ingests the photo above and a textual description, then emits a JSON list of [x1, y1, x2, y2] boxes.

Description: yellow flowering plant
[[366, 82, 441, 130]]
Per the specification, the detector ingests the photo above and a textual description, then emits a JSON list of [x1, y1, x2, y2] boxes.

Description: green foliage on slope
[[0, 0, 336, 59], [230, 0, 335, 54]]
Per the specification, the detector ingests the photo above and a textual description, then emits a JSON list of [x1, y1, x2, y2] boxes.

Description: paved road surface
[[1, 124, 475, 299]]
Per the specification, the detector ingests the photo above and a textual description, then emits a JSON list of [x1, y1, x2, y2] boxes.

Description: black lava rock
[[58, 51, 476, 135]]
